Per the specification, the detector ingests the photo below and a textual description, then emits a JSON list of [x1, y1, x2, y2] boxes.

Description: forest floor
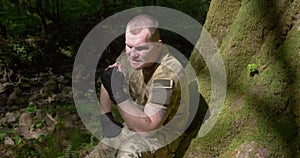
[[0, 69, 99, 158]]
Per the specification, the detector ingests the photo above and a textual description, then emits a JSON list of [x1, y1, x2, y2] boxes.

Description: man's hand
[[101, 66, 130, 104], [100, 112, 123, 138]]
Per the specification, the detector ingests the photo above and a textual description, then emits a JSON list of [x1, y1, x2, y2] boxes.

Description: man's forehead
[[125, 28, 150, 44]]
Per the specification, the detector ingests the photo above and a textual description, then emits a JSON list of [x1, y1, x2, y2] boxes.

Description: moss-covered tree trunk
[[186, 0, 300, 157]]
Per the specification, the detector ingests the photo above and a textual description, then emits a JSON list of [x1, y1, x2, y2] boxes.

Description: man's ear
[[158, 39, 163, 46], [154, 39, 163, 48]]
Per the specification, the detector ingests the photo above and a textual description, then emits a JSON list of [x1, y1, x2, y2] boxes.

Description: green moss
[[203, 0, 241, 46], [186, 0, 300, 157]]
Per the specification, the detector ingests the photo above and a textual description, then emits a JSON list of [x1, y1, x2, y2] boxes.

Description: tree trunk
[[186, 0, 300, 157]]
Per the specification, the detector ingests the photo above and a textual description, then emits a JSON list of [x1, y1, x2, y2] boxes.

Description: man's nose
[[129, 48, 139, 58]]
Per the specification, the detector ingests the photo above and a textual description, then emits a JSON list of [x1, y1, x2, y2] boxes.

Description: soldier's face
[[125, 29, 161, 70]]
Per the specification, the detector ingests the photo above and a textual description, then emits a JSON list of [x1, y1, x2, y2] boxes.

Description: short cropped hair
[[126, 14, 160, 42]]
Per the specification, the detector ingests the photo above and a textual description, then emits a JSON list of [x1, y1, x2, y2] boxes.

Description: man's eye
[[126, 45, 133, 49], [135, 46, 149, 51]]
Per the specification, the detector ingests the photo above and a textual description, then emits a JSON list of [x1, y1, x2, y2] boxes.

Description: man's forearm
[[100, 85, 113, 114], [117, 100, 159, 132]]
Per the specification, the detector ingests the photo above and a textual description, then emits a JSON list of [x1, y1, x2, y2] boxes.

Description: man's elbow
[[136, 116, 161, 132]]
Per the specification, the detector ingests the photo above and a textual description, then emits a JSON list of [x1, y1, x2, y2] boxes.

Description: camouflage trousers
[[85, 126, 179, 158]]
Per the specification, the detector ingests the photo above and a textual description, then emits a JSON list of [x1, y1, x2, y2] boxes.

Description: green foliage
[[0, 40, 40, 70], [0, 49, 12, 69], [0, 131, 7, 141], [12, 43, 35, 62], [0, 0, 101, 70], [60, 0, 99, 20], [26, 105, 37, 113], [30, 119, 45, 131], [0, 129, 22, 146], [12, 135, 22, 145], [61, 103, 77, 114], [14, 138, 43, 157], [0, 0, 41, 37], [160, 0, 211, 23], [12, 103, 98, 157], [0, 0, 211, 71], [247, 63, 259, 77]]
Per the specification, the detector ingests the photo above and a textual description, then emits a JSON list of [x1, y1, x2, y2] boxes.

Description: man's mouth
[[130, 59, 141, 65]]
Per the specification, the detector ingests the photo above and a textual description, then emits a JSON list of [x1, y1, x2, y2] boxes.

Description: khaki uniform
[[87, 47, 190, 158]]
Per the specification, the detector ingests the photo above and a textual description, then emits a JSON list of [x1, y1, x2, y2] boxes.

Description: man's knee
[[117, 149, 139, 158], [86, 142, 117, 158]]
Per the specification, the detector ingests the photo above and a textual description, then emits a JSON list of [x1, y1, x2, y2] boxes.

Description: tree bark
[[186, 0, 300, 157]]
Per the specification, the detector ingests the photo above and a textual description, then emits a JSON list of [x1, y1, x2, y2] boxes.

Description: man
[[87, 14, 190, 158]]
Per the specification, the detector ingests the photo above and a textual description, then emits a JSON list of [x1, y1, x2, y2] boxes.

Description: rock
[[63, 119, 74, 129], [54, 93, 68, 102], [7, 96, 28, 106], [12, 86, 21, 95], [0, 82, 14, 94], [10, 105, 18, 111], [4, 136, 14, 146], [36, 109, 45, 120], [18, 78, 31, 89], [0, 106, 10, 112], [49, 75, 57, 80], [57, 75, 65, 83], [53, 86, 73, 103], [0, 117, 7, 126], [45, 113, 57, 128], [235, 141, 256, 158], [63, 73, 72, 85], [0, 94, 7, 106], [19, 112, 33, 127], [16, 97, 28, 105], [40, 79, 58, 96], [18, 112, 33, 138], [62, 86, 72, 96], [45, 95, 55, 103], [7, 87, 27, 105], [28, 93, 43, 103], [29, 92, 49, 106], [58, 83, 64, 90], [6, 111, 20, 124], [35, 99, 47, 106]]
